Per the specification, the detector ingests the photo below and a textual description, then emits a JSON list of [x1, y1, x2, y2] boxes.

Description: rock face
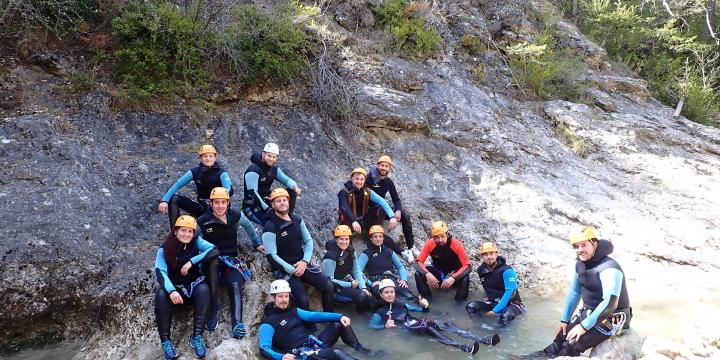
[[1, 0, 720, 358], [591, 329, 644, 360]]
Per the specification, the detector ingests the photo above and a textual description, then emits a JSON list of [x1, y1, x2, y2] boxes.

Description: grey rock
[[590, 329, 643, 360]]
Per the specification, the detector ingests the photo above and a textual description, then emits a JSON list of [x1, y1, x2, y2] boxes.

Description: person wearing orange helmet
[[414, 221, 472, 302], [322, 225, 374, 313], [158, 144, 233, 229], [357, 225, 416, 301]]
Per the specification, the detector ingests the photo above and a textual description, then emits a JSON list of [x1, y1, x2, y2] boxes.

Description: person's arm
[[448, 240, 472, 279], [338, 189, 357, 222], [220, 171, 233, 194], [263, 231, 296, 274], [369, 190, 394, 218], [161, 171, 193, 202], [357, 253, 371, 287], [275, 168, 298, 190], [190, 236, 216, 265], [391, 252, 408, 281], [405, 303, 429, 313], [492, 268, 518, 313], [413, 242, 434, 274], [297, 308, 343, 322], [368, 314, 386, 329], [155, 248, 176, 294], [561, 275, 582, 323], [580, 268, 624, 330], [323, 258, 352, 288], [244, 172, 269, 210], [299, 220, 313, 263], [258, 323, 284, 360], [352, 253, 367, 289], [387, 180, 402, 211], [237, 211, 261, 247]]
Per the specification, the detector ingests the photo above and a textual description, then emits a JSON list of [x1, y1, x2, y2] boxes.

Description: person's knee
[[170, 194, 181, 206], [194, 283, 210, 298], [155, 288, 169, 302], [466, 301, 483, 314]]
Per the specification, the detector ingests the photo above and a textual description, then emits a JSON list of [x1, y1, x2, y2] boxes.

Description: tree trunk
[[706, 0, 718, 44]]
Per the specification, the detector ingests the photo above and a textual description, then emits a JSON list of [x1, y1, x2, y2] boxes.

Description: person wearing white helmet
[[368, 279, 499, 355], [258, 280, 381, 360], [242, 142, 302, 225]]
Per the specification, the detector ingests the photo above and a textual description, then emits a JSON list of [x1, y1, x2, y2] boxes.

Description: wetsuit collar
[[263, 302, 295, 315], [369, 165, 383, 184], [478, 256, 507, 276]]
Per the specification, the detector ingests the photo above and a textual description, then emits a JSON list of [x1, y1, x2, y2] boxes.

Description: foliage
[[373, 0, 442, 58], [461, 34, 486, 54], [1, 0, 98, 38]]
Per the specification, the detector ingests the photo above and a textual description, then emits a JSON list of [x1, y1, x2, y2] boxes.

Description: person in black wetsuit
[[197, 187, 261, 338], [154, 215, 218, 359], [357, 225, 416, 302], [158, 144, 233, 229], [258, 279, 380, 360], [414, 221, 472, 302], [242, 143, 301, 225], [322, 225, 374, 313]]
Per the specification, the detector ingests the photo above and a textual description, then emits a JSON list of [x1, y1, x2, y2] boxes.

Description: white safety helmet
[[269, 279, 291, 294], [378, 278, 396, 291], [263, 143, 280, 155]]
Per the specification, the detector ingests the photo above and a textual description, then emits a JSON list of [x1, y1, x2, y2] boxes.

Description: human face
[[210, 198, 229, 217], [272, 196, 289, 214], [199, 153, 217, 167], [433, 232, 448, 246], [371, 232, 385, 246], [351, 173, 366, 189], [377, 162, 391, 177], [336, 235, 350, 250], [573, 240, 597, 262], [481, 251, 498, 267], [273, 292, 291, 309], [380, 287, 396, 303], [262, 152, 278, 167], [175, 227, 195, 243]]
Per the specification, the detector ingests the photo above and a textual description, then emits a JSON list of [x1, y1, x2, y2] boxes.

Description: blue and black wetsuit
[[542, 239, 632, 357], [161, 162, 232, 228], [322, 240, 373, 313], [358, 242, 416, 301], [263, 211, 334, 312], [154, 235, 217, 341], [197, 208, 260, 330], [466, 256, 525, 323], [242, 153, 298, 224], [365, 165, 415, 249], [258, 303, 364, 360], [337, 181, 403, 255]]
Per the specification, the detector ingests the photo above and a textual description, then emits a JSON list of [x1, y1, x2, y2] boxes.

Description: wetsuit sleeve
[[561, 275, 582, 323], [449, 240, 471, 279], [338, 189, 357, 222], [414, 241, 434, 274], [405, 303, 429, 313], [220, 171, 232, 193], [155, 248, 176, 294], [297, 308, 343, 322], [322, 258, 352, 288], [258, 323, 284, 360], [190, 236, 216, 264], [275, 168, 298, 190], [369, 190, 394, 218], [353, 253, 367, 289], [391, 252, 408, 281], [387, 179, 402, 211], [580, 268, 623, 330], [357, 253, 371, 287], [492, 268, 518, 313], [161, 170, 193, 202], [263, 231, 296, 274], [299, 220, 313, 263], [368, 314, 385, 329], [244, 172, 269, 210], [237, 211, 261, 247]]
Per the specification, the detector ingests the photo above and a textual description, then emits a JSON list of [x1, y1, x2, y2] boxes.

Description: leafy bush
[[1, 0, 98, 38], [683, 79, 720, 125], [373, 0, 442, 58], [461, 34, 486, 54]]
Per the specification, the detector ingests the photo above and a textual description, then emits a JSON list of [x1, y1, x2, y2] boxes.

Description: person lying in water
[[368, 279, 500, 355]]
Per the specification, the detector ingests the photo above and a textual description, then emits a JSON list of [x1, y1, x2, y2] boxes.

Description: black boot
[[168, 195, 181, 229]]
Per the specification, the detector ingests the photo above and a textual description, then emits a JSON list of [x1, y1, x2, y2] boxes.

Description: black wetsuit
[[322, 240, 373, 313], [365, 165, 415, 249], [466, 257, 525, 323], [161, 162, 232, 229], [242, 153, 298, 225]]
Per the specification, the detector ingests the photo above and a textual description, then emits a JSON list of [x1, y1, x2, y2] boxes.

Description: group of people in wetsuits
[[153, 143, 633, 360]]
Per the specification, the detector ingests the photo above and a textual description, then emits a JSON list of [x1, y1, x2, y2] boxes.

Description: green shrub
[[683, 79, 720, 125], [461, 34, 485, 54], [373, 0, 442, 58], [111, 2, 208, 99], [1, 0, 98, 38], [506, 41, 559, 98], [218, 4, 309, 84]]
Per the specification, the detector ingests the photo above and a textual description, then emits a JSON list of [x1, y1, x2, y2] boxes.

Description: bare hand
[[340, 316, 351, 327], [372, 281, 380, 287], [158, 202, 168, 214], [419, 297, 429, 308], [556, 323, 568, 337], [566, 324, 587, 342], [293, 261, 307, 277], [398, 280, 409, 288], [440, 276, 455, 289], [385, 319, 396, 328], [352, 221, 362, 233], [362, 289, 372, 296], [351, 280, 359, 288], [485, 311, 496, 317], [169, 291, 183, 305], [256, 244, 266, 254], [394, 210, 402, 222], [181, 261, 193, 276], [281, 354, 297, 360], [388, 217, 398, 230], [294, 186, 302, 196], [425, 272, 440, 288]]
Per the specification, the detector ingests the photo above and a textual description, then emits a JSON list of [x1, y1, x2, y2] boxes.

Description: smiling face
[[573, 240, 598, 262], [272, 196, 289, 214], [351, 173, 366, 189], [210, 198, 229, 217], [272, 292, 291, 309], [262, 152, 278, 167], [380, 286, 396, 303], [480, 251, 498, 267], [336, 235, 350, 250], [377, 161, 391, 177], [200, 153, 217, 167], [371, 232, 385, 246], [175, 227, 195, 243]]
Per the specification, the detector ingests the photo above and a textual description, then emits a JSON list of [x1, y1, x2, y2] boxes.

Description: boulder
[[590, 329, 644, 360], [641, 335, 694, 359]]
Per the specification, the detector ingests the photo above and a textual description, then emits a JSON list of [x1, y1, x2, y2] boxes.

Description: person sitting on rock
[[530, 226, 632, 358], [262, 188, 335, 313], [154, 215, 218, 359], [196, 187, 261, 338], [158, 144, 232, 229], [466, 242, 526, 323], [322, 225, 374, 313], [365, 155, 417, 262], [414, 221, 472, 302], [243, 143, 301, 225], [358, 225, 415, 301], [259, 279, 380, 360], [369, 279, 501, 355], [338, 167, 402, 255]]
